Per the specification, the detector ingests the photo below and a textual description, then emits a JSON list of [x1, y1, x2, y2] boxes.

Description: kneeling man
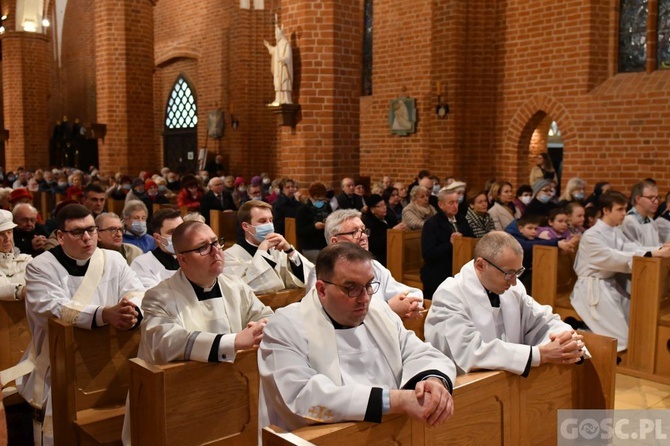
[[425, 231, 585, 377], [259, 243, 455, 433]]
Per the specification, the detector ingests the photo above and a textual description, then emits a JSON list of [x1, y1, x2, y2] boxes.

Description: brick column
[[1, 31, 50, 170], [95, 0, 155, 174], [278, 0, 363, 187]]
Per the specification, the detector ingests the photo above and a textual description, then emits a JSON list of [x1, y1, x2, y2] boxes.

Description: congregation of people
[[2, 151, 667, 445]]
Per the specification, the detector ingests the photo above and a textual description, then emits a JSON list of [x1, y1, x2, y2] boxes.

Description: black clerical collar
[[187, 278, 223, 301], [240, 238, 259, 257], [51, 245, 90, 277], [151, 247, 180, 270], [485, 288, 500, 308]]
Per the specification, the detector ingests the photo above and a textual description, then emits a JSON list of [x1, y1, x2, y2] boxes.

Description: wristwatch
[[284, 245, 295, 255]]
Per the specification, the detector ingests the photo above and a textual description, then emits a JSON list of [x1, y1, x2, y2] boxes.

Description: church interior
[[3, 0, 670, 445]]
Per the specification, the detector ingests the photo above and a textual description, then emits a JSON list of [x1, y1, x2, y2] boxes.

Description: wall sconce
[[230, 103, 239, 130], [435, 81, 450, 119], [0, 14, 7, 34], [22, 19, 37, 32], [42, 18, 50, 27]]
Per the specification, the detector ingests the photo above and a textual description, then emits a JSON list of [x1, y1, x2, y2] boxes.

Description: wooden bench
[[152, 203, 179, 215], [34, 191, 56, 221], [618, 256, 670, 385], [258, 288, 305, 311], [210, 210, 238, 248], [106, 198, 125, 216], [0, 299, 31, 401], [262, 331, 616, 446], [531, 245, 580, 321], [128, 349, 259, 445], [386, 229, 423, 290], [285, 217, 300, 252], [452, 236, 478, 276], [49, 318, 141, 446]]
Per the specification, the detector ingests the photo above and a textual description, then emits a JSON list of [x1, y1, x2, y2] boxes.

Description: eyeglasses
[[482, 258, 525, 281], [98, 227, 124, 235], [61, 226, 99, 238], [179, 237, 225, 256], [333, 228, 371, 239], [642, 195, 661, 203], [322, 279, 380, 298]]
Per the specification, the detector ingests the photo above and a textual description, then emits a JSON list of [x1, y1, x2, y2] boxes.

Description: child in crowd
[[505, 214, 577, 295], [537, 208, 573, 240], [565, 202, 586, 237]]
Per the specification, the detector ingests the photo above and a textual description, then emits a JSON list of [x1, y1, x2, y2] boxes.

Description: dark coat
[[199, 190, 236, 225], [335, 192, 365, 211]]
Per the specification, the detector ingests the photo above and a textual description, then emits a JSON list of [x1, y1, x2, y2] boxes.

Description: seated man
[[0, 209, 32, 301], [259, 243, 455, 432], [335, 177, 366, 212], [306, 209, 423, 320], [223, 201, 313, 294], [81, 183, 107, 219], [571, 191, 670, 352], [621, 180, 663, 245], [122, 200, 156, 253], [425, 231, 585, 376], [12, 203, 48, 256], [17, 204, 144, 445], [199, 176, 235, 225], [96, 212, 143, 265], [130, 208, 183, 289], [421, 188, 474, 299]]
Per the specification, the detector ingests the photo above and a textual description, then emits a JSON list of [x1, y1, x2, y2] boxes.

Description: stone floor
[[615, 373, 670, 410]]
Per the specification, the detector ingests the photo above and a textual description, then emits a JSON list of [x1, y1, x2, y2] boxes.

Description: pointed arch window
[[165, 76, 198, 129]]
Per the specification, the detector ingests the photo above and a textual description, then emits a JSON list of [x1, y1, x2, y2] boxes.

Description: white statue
[[264, 17, 293, 106]]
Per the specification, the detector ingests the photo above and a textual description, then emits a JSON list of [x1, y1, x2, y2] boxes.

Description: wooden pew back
[[531, 245, 580, 320], [452, 236, 478, 276], [386, 229, 423, 289], [106, 198, 125, 216], [620, 256, 670, 384], [0, 300, 30, 373], [402, 299, 431, 341], [129, 350, 259, 446], [258, 288, 305, 311], [262, 332, 617, 446], [48, 318, 141, 445], [210, 210, 238, 248], [285, 217, 300, 252]]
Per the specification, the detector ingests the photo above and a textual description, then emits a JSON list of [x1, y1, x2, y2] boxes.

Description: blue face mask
[[313, 199, 325, 209], [160, 235, 175, 254], [458, 195, 464, 204], [122, 184, 131, 191], [573, 192, 585, 200], [253, 222, 274, 243], [158, 185, 167, 193], [538, 194, 551, 204], [130, 220, 147, 236]]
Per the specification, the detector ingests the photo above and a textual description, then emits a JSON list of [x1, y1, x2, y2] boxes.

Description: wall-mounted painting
[[388, 97, 416, 136]]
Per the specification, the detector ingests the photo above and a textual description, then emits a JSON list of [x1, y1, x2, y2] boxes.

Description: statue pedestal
[[269, 103, 300, 127]]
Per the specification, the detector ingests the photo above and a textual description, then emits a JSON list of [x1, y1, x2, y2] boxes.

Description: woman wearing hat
[[0, 209, 32, 302], [523, 179, 558, 225]]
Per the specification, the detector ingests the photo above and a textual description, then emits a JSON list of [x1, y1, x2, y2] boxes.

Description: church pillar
[[95, 0, 155, 174], [1, 31, 50, 170], [277, 0, 363, 187]]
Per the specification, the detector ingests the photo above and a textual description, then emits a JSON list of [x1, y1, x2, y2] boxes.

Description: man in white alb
[[259, 242, 455, 433], [621, 180, 665, 245]]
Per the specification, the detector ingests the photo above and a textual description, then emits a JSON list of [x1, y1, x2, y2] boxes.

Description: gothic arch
[[503, 95, 579, 187]]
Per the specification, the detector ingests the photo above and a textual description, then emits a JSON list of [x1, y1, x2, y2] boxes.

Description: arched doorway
[[164, 75, 198, 174]]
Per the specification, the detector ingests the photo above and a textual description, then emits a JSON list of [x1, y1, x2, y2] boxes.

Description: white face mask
[[159, 235, 175, 254], [520, 196, 532, 205]]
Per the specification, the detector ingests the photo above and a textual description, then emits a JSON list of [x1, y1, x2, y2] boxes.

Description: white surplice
[[223, 243, 313, 294], [621, 213, 661, 247], [0, 248, 32, 301], [571, 219, 650, 352], [130, 250, 178, 290], [258, 289, 454, 432], [425, 260, 573, 375]]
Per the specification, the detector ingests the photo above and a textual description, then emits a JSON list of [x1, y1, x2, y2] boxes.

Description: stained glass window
[[362, 0, 373, 96], [658, 0, 670, 68], [165, 76, 198, 129], [619, 0, 648, 72]]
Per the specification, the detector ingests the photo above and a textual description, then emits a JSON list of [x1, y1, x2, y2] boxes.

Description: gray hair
[[409, 185, 428, 201], [122, 200, 148, 218], [437, 187, 459, 202], [12, 203, 38, 217], [630, 180, 657, 206], [324, 209, 362, 244], [95, 212, 121, 227], [559, 177, 586, 202], [473, 231, 523, 263]]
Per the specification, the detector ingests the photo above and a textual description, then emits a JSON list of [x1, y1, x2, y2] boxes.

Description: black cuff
[[402, 369, 453, 394], [521, 348, 532, 378], [92, 308, 99, 329], [132, 305, 143, 329], [576, 355, 585, 365], [262, 256, 278, 269], [644, 251, 653, 258], [363, 387, 383, 423], [207, 334, 224, 362]]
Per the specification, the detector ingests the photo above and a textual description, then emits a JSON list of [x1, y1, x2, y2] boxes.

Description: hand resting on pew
[[102, 296, 139, 331], [389, 377, 454, 427], [234, 318, 268, 350], [539, 330, 585, 365], [388, 291, 423, 320]]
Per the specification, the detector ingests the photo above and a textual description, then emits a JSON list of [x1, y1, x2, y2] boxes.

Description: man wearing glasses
[[621, 180, 665, 246], [305, 209, 423, 320], [259, 242, 455, 433], [425, 231, 585, 377], [18, 204, 144, 445], [95, 212, 143, 265]]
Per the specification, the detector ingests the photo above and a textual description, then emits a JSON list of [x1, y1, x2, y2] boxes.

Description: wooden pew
[[618, 256, 670, 385], [386, 229, 423, 290], [285, 217, 300, 252], [128, 350, 259, 446], [452, 236, 478, 276], [106, 198, 125, 216], [0, 390, 6, 446], [49, 318, 141, 446], [262, 332, 616, 446], [531, 245, 580, 321], [0, 300, 31, 400], [210, 210, 238, 248], [34, 191, 55, 221], [258, 288, 305, 311], [152, 203, 178, 215]]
